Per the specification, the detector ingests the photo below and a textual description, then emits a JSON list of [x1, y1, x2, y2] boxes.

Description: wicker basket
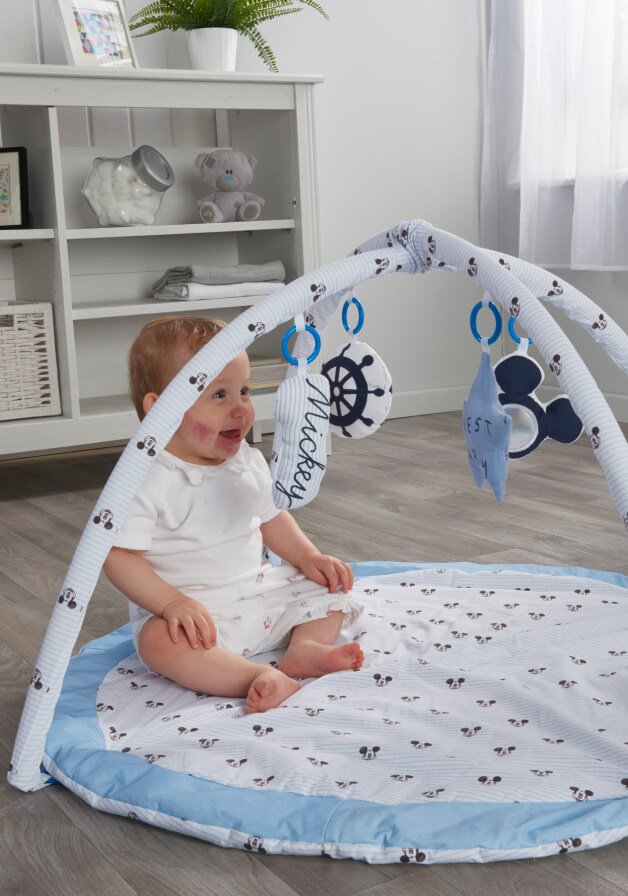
[[0, 303, 61, 421]]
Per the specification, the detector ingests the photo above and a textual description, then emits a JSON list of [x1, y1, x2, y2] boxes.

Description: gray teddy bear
[[195, 149, 265, 224]]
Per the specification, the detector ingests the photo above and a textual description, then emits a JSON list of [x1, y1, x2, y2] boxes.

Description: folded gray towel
[[151, 261, 286, 293]]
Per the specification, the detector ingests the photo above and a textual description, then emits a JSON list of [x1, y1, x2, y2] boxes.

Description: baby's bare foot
[[245, 667, 300, 714], [280, 641, 364, 679]]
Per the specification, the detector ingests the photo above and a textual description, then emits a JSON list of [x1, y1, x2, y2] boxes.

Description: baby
[[104, 316, 363, 714]]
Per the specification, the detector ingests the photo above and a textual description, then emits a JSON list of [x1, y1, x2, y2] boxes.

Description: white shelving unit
[[0, 64, 322, 458]]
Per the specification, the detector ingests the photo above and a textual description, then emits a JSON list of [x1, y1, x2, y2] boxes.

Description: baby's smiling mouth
[[220, 428, 241, 440]]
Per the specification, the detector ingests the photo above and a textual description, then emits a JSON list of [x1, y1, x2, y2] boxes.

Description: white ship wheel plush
[[321, 297, 393, 438]]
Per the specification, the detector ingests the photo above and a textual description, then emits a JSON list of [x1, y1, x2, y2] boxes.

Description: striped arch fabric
[[9, 219, 628, 793]]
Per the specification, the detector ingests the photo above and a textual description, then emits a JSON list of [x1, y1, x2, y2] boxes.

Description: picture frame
[[0, 147, 29, 230], [54, 0, 138, 69]]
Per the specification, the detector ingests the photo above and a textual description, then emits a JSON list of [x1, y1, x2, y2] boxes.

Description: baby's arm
[[103, 547, 216, 648], [260, 510, 353, 594]]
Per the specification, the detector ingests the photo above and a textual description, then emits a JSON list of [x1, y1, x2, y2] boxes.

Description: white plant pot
[[186, 28, 238, 72]]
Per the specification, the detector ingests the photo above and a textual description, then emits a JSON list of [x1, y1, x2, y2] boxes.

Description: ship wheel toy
[[322, 296, 393, 438]]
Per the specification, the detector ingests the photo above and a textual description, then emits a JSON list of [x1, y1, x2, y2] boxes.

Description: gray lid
[[131, 145, 175, 192]]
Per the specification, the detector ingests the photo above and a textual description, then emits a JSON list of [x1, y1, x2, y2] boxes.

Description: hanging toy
[[269, 315, 330, 511], [462, 296, 512, 501], [495, 317, 583, 458], [321, 297, 393, 438]]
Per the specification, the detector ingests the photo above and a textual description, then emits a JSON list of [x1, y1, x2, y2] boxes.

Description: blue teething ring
[[470, 300, 502, 345], [508, 315, 533, 346], [342, 296, 365, 335], [281, 324, 321, 366]]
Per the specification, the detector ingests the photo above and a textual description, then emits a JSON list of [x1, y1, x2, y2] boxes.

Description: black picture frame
[[0, 147, 29, 230]]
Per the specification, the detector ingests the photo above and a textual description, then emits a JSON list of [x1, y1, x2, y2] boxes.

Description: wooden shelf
[[79, 389, 276, 419], [79, 393, 135, 418], [66, 220, 295, 240], [0, 66, 320, 457], [0, 64, 322, 112], [72, 294, 267, 320], [0, 229, 54, 243]]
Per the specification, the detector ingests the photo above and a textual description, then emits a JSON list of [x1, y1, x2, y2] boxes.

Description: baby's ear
[[142, 392, 160, 416]]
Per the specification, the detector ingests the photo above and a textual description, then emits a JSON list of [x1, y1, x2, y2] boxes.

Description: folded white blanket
[[155, 281, 284, 301]]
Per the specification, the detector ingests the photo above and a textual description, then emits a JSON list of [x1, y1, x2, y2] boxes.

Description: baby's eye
[[212, 389, 226, 399], [241, 387, 250, 396]]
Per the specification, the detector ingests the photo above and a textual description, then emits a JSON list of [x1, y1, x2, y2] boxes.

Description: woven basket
[[0, 303, 61, 421]]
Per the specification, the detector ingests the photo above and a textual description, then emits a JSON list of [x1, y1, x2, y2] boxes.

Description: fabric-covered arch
[[8, 243, 411, 792], [9, 218, 628, 798]]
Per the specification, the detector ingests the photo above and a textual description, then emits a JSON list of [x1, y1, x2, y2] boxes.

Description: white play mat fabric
[[97, 567, 628, 804], [53, 563, 626, 863]]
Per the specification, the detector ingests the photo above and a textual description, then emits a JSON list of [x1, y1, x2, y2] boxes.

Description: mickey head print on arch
[[58, 587, 78, 609], [93, 508, 114, 530], [31, 668, 48, 692], [137, 435, 157, 456], [189, 372, 208, 392], [248, 321, 266, 338]]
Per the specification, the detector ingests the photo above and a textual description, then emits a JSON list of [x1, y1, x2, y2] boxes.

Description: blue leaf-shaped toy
[[462, 352, 512, 501]]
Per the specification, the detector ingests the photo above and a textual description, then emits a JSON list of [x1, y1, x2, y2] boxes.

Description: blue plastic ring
[[508, 315, 533, 345], [470, 300, 502, 345], [342, 297, 365, 335], [281, 323, 321, 366]]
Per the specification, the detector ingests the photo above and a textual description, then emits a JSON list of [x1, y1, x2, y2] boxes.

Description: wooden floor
[[1, 412, 627, 896]]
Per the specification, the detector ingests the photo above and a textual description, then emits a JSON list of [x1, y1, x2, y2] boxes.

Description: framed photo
[[55, 0, 138, 69], [0, 148, 29, 230]]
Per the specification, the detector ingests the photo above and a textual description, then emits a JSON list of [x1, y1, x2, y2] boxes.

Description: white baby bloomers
[[114, 441, 362, 662]]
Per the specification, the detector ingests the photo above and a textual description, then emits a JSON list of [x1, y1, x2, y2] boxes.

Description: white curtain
[[481, 0, 628, 270]]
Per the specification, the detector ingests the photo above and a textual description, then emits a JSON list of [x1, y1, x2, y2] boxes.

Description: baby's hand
[[160, 594, 217, 649], [300, 552, 354, 594]]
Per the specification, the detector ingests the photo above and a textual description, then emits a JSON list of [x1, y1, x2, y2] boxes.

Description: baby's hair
[[129, 316, 225, 419]]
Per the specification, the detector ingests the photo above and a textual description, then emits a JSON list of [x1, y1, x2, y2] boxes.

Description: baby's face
[[167, 351, 254, 465]]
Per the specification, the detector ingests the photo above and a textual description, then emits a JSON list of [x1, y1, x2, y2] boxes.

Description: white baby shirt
[[114, 441, 281, 595], [113, 440, 363, 659]]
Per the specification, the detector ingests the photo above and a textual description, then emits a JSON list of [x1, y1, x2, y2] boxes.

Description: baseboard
[[388, 385, 628, 424], [389, 386, 472, 419]]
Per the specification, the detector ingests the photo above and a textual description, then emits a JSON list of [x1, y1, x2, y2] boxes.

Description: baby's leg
[[279, 612, 364, 679], [138, 617, 300, 712]]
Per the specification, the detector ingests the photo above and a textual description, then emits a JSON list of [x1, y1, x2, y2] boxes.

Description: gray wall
[[4, 1, 494, 418], [234, 0, 487, 415]]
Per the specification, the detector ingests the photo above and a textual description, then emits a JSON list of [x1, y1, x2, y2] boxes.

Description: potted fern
[[128, 0, 329, 73]]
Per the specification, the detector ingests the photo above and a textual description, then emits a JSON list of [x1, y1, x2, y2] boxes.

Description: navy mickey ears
[[544, 397, 584, 446], [494, 353, 583, 458], [494, 352, 543, 396]]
